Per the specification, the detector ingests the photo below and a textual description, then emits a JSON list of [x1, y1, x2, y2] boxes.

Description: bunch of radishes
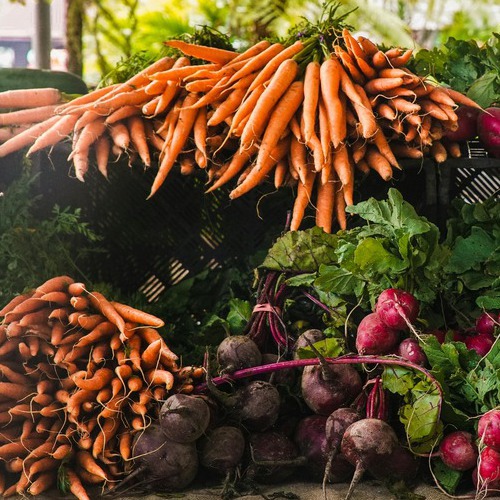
[[437, 410, 500, 498], [355, 288, 422, 359]]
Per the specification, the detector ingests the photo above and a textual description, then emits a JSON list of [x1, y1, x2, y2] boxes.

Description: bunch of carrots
[[0, 23, 481, 233], [0, 275, 201, 499]]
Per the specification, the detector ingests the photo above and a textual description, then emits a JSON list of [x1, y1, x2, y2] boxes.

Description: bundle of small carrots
[[0, 275, 201, 499], [0, 21, 481, 233]]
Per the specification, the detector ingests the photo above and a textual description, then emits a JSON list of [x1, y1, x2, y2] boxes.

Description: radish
[[477, 447, 500, 492], [476, 311, 499, 337], [397, 338, 427, 366], [443, 105, 480, 142], [478, 410, 500, 452], [438, 430, 478, 471], [355, 312, 400, 355], [465, 333, 494, 357], [477, 107, 500, 158], [341, 418, 399, 499], [375, 288, 420, 331]]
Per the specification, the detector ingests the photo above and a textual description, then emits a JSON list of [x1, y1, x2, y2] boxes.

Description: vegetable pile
[[0, 4, 485, 233], [0, 276, 199, 498]]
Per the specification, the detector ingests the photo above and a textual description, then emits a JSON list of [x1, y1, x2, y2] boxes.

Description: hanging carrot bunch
[[0, 2, 479, 233]]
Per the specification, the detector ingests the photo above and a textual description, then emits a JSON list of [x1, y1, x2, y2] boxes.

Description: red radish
[[439, 431, 478, 471], [375, 288, 420, 331], [478, 410, 500, 452], [355, 312, 400, 355], [397, 338, 427, 365], [444, 105, 480, 142], [465, 333, 494, 357], [477, 107, 500, 158], [477, 447, 500, 491], [476, 312, 498, 337]]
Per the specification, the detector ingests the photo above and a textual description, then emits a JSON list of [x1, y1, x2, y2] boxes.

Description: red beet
[[444, 105, 480, 142], [465, 333, 494, 357], [397, 338, 427, 365], [476, 312, 498, 337]]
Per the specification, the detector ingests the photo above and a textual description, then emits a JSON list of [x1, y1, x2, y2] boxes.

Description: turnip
[[159, 394, 211, 443], [217, 335, 262, 373], [375, 288, 420, 332], [199, 425, 246, 476], [397, 337, 427, 366], [465, 333, 494, 357], [294, 415, 354, 483], [443, 105, 480, 142], [236, 380, 281, 431], [477, 107, 500, 158], [246, 430, 305, 483], [478, 410, 500, 452], [301, 362, 362, 415], [438, 430, 478, 471], [341, 418, 399, 499], [476, 447, 500, 493], [117, 424, 198, 493], [355, 312, 400, 355], [476, 311, 499, 337]]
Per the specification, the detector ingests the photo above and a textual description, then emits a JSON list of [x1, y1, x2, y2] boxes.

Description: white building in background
[[0, 0, 66, 69]]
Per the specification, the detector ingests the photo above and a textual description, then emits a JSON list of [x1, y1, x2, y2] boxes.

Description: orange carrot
[[240, 59, 298, 148], [0, 115, 60, 157], [333, 45, 365, 85], [0, 104, 57, 127], [371, 126, 400, 169], [302, 61, 321, 143], [351, 83, 378, 139], [388, 97, 421, 114], [164, 39, 237, 64], [87, 291, 126, 336], [128, 115, 150, 167], [431, 140, 448, 163], [364, 77, 405, 95], [109, 301, 164, 329], [149, 92, 200, 197], [439, 88, 482, 109], [76, 450, 108, 480], [388, 48, 413, 67], [246, 40, 304, 94], [72, 367, 114, 391], [65, 467, 91, 500], [207, 87, 246, 127], [365, 147, 393, 180], [357, 35, 379, 57], [27, 471, 56, 496], [193, 106, 207, 167], [290, 165, 315, 231], [0, 87, 63, 108], [315, 167, 336, 233], [333, 145, 354, 206], [146, 368, 175, 389]]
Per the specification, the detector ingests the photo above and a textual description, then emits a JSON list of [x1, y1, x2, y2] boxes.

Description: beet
[[122, 424, 198, 492], [397, 338, 427, 365], [301, 363, 362, 415], [477, 107, 500, 158], [439, 431, 478, 471], [159, 394, 211, 443], [292, 328, 325, 359], [217, 335, 262, 373], [325, 408, 362, 454], [341, 418, 399, 499], [478, 410, 500, 453], [294, 414, 354, 483], [260, 353, 296, 386], [375, 288, 420, 331], [444, 105, 480, 142], [236, 380, 281, 431], [246, 430, 304, 483], [355, 312, 400, 355], [199, 425, 246, 475]]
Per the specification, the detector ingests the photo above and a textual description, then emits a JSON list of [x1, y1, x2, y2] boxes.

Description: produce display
[[0, 276, 201, 498], [0, 6, 493, 233]]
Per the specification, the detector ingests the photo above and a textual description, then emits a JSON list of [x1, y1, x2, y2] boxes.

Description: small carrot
[[36, 275, 75, 295], [207, 87, 246, 127], [193, 106, 208, 167], [290, 165, 315, 231], [365, 147, 393, 181], [87, 291, 126, 336], [388, 48, 413, 67], [333, 45, 365, 85], [76, 450, 108, 480], [357, 35, 379, 57], [27, 471, 56, 496], [315, 167, 336, 233], [146, 368, 175, 390], [0, 292, 33, 317], [302, 61, 321, 144], [72, 367, 115, 391], [108, 121, 130, 151], [164, 39, 237, 64], [364, 77, 405, 95], [109, 301, 164, 329], [128, 115, 151, 167], [431, 140, 448, 163], [65, 467, 92, 500], [0, 104, 58, 127]]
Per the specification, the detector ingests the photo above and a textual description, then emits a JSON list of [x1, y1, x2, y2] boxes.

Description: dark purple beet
[[260, 353, 296, 386], [325, 408, 362, 453], [217, 335, 262, 373], [246, 431, 304, 483], [301, 363, 363, 415], [293, 329, 325, 359], [294, 414, 354, 483], [236, 380, 281, 431], [199, 426, 246, 475]]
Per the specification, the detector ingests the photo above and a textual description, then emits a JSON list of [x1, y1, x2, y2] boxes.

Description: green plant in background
[[0, 168, 105, 304]]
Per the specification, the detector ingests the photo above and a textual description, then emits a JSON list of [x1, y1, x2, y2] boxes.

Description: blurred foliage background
[[66, 0, 499, 84]]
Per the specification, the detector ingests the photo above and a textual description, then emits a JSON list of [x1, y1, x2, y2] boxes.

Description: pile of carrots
[[0, 29, 480, 233], [0, 275, 200, 499]]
